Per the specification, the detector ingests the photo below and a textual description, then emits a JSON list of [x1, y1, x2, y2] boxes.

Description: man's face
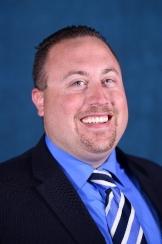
[[32, 36, 128, 167]]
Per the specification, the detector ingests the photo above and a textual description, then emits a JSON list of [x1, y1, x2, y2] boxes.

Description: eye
[[102, 79, 115, 87], [71, 80, 88, 89], [74, 80, 85, 86]]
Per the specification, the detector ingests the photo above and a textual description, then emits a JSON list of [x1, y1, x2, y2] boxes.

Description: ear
[[32, 88, 44, 117]]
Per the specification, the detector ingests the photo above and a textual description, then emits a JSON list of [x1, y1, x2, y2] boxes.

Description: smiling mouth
[[80, 114, 113, 124]]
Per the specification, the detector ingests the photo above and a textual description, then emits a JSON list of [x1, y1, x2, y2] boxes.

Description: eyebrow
[[63, 70, 89, 80], [63, 68, 119, 80], [101, 68, 119, 75]]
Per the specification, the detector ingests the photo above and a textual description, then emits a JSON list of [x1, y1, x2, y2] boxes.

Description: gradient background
[[0, 0, 162, 165]]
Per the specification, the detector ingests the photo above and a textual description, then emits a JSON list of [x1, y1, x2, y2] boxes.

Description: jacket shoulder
[[126, 153, 162, 174], [116, 148, 162, 180], [0, 148, 34, 185]]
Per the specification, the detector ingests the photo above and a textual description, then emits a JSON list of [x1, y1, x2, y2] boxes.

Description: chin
[[81, 139, 116, 154]]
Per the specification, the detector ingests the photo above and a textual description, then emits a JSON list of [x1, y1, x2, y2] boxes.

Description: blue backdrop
[[0, 0, 162, 165]]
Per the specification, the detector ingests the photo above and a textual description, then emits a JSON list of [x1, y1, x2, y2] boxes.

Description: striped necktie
[[88, 169, 147, 244]]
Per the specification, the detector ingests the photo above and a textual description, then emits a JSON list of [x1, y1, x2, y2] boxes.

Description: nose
[[85, 83, 109, 105]]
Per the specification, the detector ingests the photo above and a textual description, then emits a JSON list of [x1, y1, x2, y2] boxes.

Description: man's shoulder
[[127, 152, 162, 172], [0, 147, 34, 186], [116, 147, 162, 176], [0, 136, 52, 188]]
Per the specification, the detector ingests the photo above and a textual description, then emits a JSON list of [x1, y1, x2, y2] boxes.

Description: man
[[0, 26, 161, 243]]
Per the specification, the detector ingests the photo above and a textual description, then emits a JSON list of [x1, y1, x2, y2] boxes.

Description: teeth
[[82, 116, 108, 124]]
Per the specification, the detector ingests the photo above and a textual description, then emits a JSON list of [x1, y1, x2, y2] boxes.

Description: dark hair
[[33, 25, 117, 90]]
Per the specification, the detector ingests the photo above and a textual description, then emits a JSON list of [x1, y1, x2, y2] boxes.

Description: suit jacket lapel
[[31, 137, 105, 244]]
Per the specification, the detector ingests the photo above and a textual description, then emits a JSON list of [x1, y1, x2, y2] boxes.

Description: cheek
[[45, 93, 84, 120], [113, 90, 127, 107], [118, 95, 128, 127], [112, 90, 128, 118], [59, 93, 84, 115]]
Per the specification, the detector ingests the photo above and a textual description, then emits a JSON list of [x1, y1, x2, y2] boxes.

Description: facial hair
[[75, 104, 118, 154]]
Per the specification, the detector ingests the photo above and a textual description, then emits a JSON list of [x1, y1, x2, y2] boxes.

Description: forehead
[[48, 36, 117, 60], [45, 36, 120, 76]]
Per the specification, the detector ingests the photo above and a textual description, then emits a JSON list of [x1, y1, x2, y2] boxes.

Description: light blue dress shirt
[[45, 136, 162, 244]]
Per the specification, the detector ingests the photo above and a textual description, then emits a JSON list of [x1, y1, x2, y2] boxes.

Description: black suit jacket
[[0, 137, 162, 244]]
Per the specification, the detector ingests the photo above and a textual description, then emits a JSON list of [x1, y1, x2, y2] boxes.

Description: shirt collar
[[45, 135, 119, 189]]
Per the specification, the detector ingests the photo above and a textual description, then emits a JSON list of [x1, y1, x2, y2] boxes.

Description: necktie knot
[[88, 169, 117, 188]]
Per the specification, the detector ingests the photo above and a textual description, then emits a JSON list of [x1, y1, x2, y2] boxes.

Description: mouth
[[80, 114, 113, 125]]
